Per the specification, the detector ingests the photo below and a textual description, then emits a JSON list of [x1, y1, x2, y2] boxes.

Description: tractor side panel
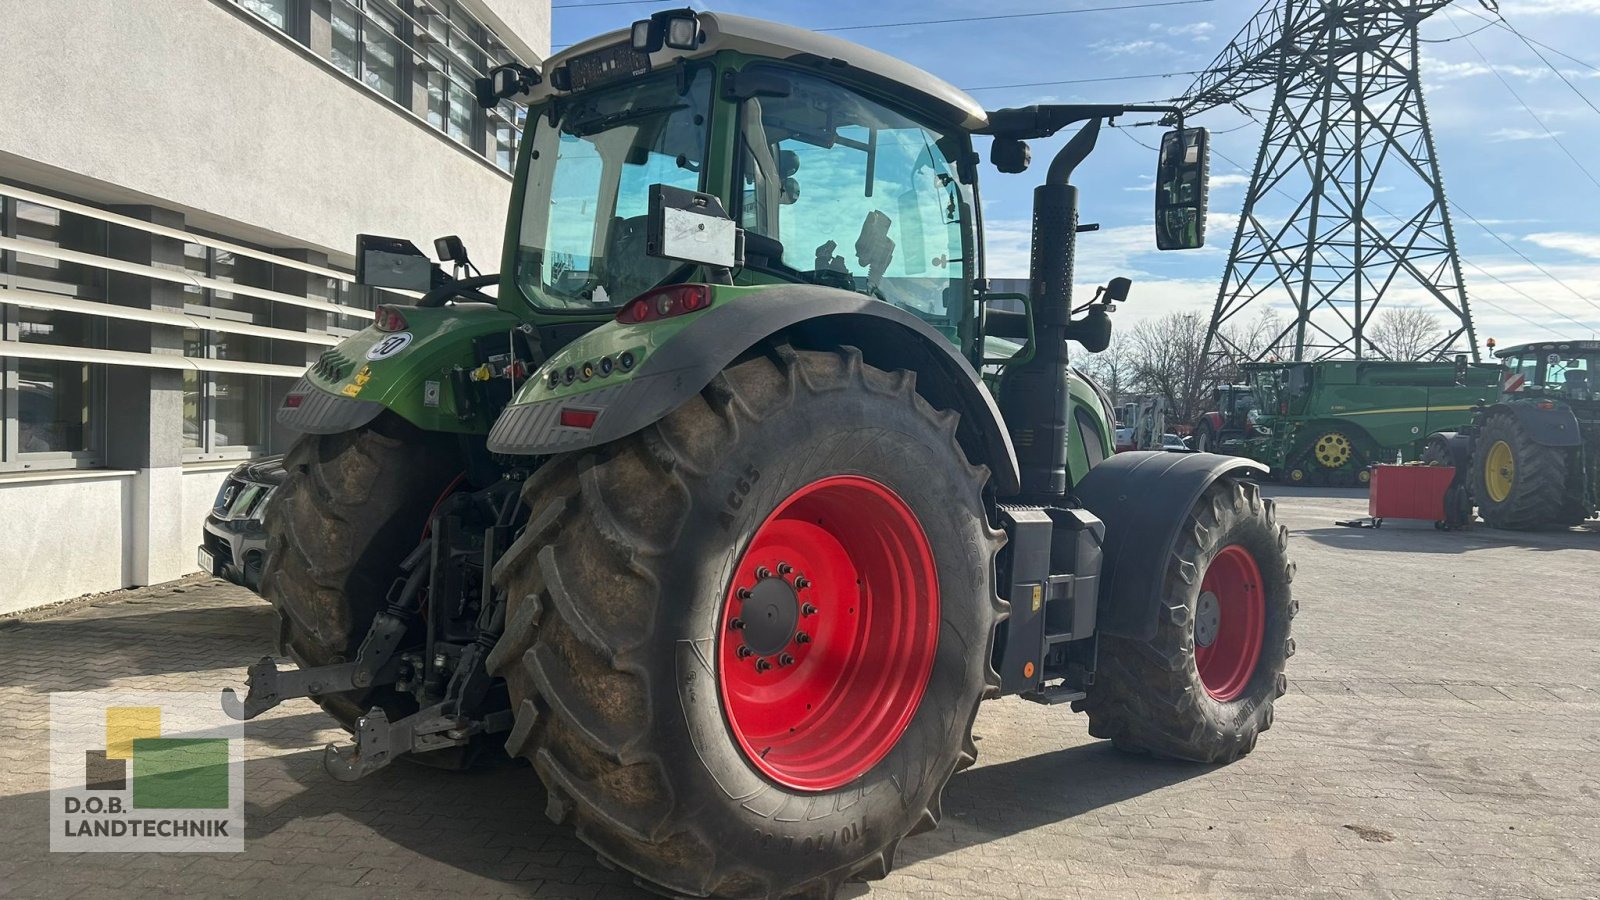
[[1073, 451, 1269, 642]]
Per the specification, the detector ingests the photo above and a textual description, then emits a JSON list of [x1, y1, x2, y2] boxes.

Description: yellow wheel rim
[[1313, 432, 1352, 469], [1484, 440, 1515, 502]]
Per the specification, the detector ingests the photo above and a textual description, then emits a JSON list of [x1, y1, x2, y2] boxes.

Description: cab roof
[[541, 11, 989, 132], [1496, 340, 1600, 358]]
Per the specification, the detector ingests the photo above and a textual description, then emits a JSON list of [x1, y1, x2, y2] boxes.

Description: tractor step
[[1020, 684, 1086, 706]]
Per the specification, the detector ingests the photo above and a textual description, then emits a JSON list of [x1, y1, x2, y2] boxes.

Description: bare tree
[[1211, 307, 1286, 384], [1075, 336, 1140, 405], [1126, 311, 1212, 424], [1367, 307, 1442, 360]]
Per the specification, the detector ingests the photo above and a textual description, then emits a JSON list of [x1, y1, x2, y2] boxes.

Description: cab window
[[735, 67, 970, 327]]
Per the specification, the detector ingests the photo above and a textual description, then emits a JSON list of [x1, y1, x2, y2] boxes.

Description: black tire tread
[[1077, 478, 1295, 763], [488, 346, 1002, 899], [1474, 413, 1584, 530]]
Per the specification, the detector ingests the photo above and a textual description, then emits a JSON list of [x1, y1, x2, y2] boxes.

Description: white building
[[0, 0, 550, 614]]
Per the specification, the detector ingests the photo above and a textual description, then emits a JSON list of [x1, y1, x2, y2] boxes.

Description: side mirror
[[474, 63, 540, 111], [1454, 353, 1469, 386], [1154, 126, 1210, 251], [356, 235, 431, 292], [645, 184, 742, 270]]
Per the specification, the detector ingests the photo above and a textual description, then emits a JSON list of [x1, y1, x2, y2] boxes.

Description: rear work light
[[616, 285, 712, 325], [374, 305, 409, 333], [559, 407, 600, 429]]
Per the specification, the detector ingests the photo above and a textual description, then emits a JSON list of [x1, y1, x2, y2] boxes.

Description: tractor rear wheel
[[1077, 477, 1295, 762], [488, 345, 1004, 899], [260, 413, 463, 740], [1473, 413, 1584, 530]]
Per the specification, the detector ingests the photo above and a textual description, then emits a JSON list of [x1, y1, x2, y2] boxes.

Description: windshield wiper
[[565, 102, 688, 137]]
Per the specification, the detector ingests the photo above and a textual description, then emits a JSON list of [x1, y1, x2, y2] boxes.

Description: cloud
[[1150, 21, 1215, 41], [1525, 232, 1600, 258], [1490, 127, 1563, 142], [1092, 39, 1169, 56], [1513, 0, 1600, 14], [1422, 56, 1600, 83], [1208, 173, 1251, 189]]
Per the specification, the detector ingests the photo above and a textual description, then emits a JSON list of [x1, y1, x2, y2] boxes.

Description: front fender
[[487, 284, 1021, 495], [1073, 451, 1270, 642], [1495, 401, 1584, 447]]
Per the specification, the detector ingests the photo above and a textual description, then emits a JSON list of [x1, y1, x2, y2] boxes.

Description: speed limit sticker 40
[[366, 332, 413, 360]]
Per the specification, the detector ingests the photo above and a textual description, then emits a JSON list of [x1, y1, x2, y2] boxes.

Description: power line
[[815, 0, 1216, 34], [1456, 5, 1600, 74], [1450, 18, 1600, 195], [551, 0, 1219, 50], [1448, 203, 1600, 320], [1490, 10, 1600, 122], [961, 69, 1201, 93]]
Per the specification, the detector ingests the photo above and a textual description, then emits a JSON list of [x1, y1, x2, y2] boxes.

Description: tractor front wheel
[[488, 346, 1003, 899], [1078, 477, 1295, 762]]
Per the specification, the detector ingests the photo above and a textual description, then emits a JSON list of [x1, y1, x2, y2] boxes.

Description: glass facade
[[232, 0, 527, 172], [1, 198, 106, 466]]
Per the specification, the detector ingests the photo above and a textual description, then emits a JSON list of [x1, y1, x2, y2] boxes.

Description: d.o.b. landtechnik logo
[[50, 691, 244, 852]]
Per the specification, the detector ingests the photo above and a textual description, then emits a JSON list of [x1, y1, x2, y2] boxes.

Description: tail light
[[1537, 400, 1556, 410], [374, 305, 409, 332], [616, 285, 712, 324], [560, 407, 600, 429]]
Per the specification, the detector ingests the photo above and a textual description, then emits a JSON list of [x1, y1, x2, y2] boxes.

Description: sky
[[547, 0, 1600, 349]]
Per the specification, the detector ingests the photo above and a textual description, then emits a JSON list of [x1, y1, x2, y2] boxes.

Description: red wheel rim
[[717, 475, 939, 791], [1193, 545, 1266, 701]]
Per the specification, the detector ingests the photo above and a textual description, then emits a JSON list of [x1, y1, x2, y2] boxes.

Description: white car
[[1161, 433, 1191, 452]]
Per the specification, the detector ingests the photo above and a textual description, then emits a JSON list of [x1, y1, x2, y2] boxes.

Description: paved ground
[[2, 487, 1597, 899]]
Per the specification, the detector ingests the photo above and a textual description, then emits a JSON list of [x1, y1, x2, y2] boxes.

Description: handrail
[[0, 340, 310, 378], [0, 286, 341, 348]]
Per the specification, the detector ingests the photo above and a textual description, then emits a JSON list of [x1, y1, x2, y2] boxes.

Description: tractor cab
[[1497, 340, 1600, 405]]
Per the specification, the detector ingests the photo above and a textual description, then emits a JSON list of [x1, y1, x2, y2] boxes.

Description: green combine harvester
[[226, 12, 1297, 898], [1229, 358, 1502, 485]]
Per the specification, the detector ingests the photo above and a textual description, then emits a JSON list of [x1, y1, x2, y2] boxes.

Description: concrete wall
[[476, 0, 551, 60], [0, 0, 517, 269], [0, 472, 132, 615]]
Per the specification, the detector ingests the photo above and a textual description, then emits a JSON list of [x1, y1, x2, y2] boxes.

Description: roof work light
[[631, 9, 701, 53]]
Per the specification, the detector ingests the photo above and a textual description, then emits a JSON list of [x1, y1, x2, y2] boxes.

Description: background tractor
[[226, 12, 1296, 898], [1425, 340, 1600, 529], [1192, 383, 1256, 453]]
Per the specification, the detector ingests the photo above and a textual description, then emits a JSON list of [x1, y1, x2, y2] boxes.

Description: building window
[[0, 198, 106, 468], [181, 246, 271, 456], [240, 0, 291, 30], [331, 0, 406, 102]]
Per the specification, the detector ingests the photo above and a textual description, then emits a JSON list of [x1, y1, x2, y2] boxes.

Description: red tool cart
[[1366, 464, 1464, 529]]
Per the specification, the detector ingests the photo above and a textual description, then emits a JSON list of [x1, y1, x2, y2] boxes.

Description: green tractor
[[1426, 340, 1600, 529], [229, 12, 1295, 897]]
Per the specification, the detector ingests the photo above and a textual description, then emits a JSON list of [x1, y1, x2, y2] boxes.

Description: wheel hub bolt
[[730, 618, 745, 631], [795, 577, 811, 591], [736, 587, 752, 600], [736, 645, 753, 659], [755, 566, 772, 579], [778, 562, 793, 575], [778, 653, 794, 667], [795, 631, 811, 644], [801, 603, 817, 617], [755, 657, 772, 672]]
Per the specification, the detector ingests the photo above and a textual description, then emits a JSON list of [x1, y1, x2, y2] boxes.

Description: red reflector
[[1537, 400, 1556, 410], [374, 304, 409, 333], [559, 407, 600, 429], [284, 394, 305, 409], [615, 284, 713, 324]]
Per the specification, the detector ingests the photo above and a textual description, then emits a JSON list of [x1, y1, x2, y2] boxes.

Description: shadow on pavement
[[1297, 522, 1599, 554], [0, 599, 277, 694], [896, 742, 1211, 867]]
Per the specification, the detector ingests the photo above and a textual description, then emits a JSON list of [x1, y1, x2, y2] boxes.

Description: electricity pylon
[[1173, 0, 1479, 362]]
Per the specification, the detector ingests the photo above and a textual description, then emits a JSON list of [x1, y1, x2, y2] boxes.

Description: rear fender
[[1073, 451, 1270, 642], [278, 304, 523, 435], [487, 283, 1021, 496], [1490, 401, 1584, 447]]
